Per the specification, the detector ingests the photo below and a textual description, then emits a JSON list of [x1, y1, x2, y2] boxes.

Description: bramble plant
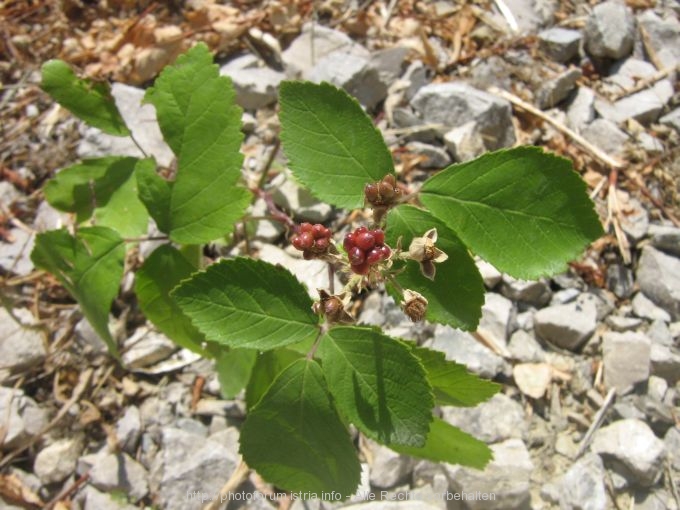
[[34, 44, 603, 497]]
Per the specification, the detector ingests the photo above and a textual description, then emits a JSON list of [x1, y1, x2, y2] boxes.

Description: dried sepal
[[407, 228, 448, 280], [313, 290, 354, 324], [401, 289, 428, 322]]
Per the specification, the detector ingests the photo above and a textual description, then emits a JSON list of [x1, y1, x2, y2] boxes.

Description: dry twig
[[487, 86, 626, 169], [575, 387, 616, 459]]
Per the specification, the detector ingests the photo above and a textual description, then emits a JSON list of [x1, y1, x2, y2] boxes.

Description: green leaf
[[134, 245, 206, 355], [279, 81, 394, 209], [317, 326, 433, 447], [215, 348, 257, 399], [45, 157, 150, 238], [40, 60, 130, 136], [407, 344, 500, 407], [392, 417, 492, 470], [245, 348, 303, 409], [136, 161, 172, 234], [172, 258, 319, 350], [144, 43, 251, 244], [31, 227, 124, 356], [420, 147, 604, 279], [240, 358, 361, 497], [385, 205, 484, 330]]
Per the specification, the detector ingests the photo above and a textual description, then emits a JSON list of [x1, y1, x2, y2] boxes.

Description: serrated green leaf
[[172, 258, 319, 350], [240, 358, 361, 497], [144, 43, 251, 244], [136, 161, 172, 234], [134, 245, 206, 355], [279, 81, 394, 209], [385, 205, 484, 330], [45, 157, 150, 238], [215, 348, 257, 399], [407, 344, 500, 407], [420, 147, 604, 279], [40, 60, 130, 136], [392, 417, 492, 470], [31, 227, 124, 356], [318, 326, 433, 447], [245, 348, 303, 410]]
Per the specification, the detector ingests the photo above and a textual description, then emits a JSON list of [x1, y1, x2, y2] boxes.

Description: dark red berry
[[351, 262, 370, 275], [299, 222, 313, 233], [314, 237, 329, 250], [292, 235, 304, 250], [343, 233, 355, 252], [303, 250, 314, 260], [355, 226, 368, 235], [355, 232, 376, 250], [373, 229, 385, 245], [366, 247, 383, 265], [312, 224, 328, 239], [348, 246, 365, 265], [380, 245, 391, 260], [298, 231, 314, 249]]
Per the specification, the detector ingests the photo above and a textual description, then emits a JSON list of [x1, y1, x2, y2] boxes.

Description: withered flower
[[312, 290, 354, 324], [401, 289, 428, 322], [407, 228, 448, 280]]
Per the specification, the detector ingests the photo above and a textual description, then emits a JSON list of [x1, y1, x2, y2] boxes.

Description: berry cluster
[[343, 227, 391, 275], [291, 223, 332, 260], [364, 174, 401, 221]]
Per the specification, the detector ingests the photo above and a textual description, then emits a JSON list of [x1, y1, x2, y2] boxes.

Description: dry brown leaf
[[0, 473, 43, 507]]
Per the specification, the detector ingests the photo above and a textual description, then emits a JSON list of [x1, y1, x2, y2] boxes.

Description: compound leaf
[[279, 81, 393, 209], [392, 417, 492, 470], [144, 43, 250, 244], [420, 147, 603, 279], [40, 60, 130, 136], [408, 345, 500, 407], [245, 348, 303, 410], [240, 359, 361, 497], [135, 245, 206, 355], [215, 348, 257, 399], [385, 205, 484, 330], [45, 156, 150, 238], [318, 326, 433, 448], [172, 258, 319, 350], [31, 227, 124, 356]]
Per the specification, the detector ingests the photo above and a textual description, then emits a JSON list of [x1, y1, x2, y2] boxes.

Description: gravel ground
[[1, 1, 679, 509]]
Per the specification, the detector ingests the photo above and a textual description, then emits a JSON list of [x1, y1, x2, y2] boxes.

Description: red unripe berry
[[314, 237, 329, 251], [351, 262, 370, 275], [373, 229, 385, 245], [348, 246, 365, 265], [366, 247, 383, 265], [355, 226, 368, 235], [355, 232, 376, 250], [380, 245, 391, 260], [298, 231, 314, 249], [292, 235, 304, 250], [299, 222, 313, 233], [343, 233, 355, 252]]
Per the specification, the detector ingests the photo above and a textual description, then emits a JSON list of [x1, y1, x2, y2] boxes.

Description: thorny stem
[[129, 131, 149, 158], [256, 139, 281, 190], [327, 263, 335, 295], [306, 327, 325, 360], [122, 235, 169, 243], [251, 188, 296, 229]]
